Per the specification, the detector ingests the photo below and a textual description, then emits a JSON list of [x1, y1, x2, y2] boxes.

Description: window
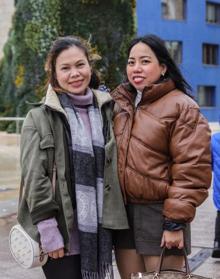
[[165, 41, 182, 64], [203, 43, 219, 65], [206, 1, 220, 24], [197, 86, 215, 107], [161, 0, 186, 20]]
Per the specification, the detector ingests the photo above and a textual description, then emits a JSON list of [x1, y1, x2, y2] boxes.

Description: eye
[[77, 62, 86, 68], [127, 60, 134, 66], [61, 66, 70, 71], [142, 59, 150, 64]]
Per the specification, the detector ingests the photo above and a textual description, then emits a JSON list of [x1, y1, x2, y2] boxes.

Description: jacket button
[[107, 158, 112, 164]]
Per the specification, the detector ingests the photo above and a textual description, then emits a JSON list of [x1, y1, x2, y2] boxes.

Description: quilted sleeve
[[163, 107, 212, 223]]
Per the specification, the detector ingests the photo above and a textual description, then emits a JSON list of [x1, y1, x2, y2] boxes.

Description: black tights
[[42, 255, 82, 279]]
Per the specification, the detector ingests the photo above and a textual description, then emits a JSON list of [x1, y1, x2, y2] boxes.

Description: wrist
[[37, 218, 64, 253], [163, 219, 186, 231]]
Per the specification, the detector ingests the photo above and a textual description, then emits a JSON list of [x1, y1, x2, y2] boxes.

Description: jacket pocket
[[39, 134, 55, 149], [39, 134, 55, 176], [125, 167, 145, 199], [125, 167, 168, 201]]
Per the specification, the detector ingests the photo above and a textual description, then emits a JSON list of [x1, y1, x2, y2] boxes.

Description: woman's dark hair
[[127, 34, 192, 95], [45, 36, 100, 91]]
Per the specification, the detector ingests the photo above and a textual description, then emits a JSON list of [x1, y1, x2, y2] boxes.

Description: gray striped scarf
[[59, 92, 113, 279]]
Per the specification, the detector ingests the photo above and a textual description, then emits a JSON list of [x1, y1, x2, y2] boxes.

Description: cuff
[[37, 218, 64, 253], [31, 201, 59, 224], [163, 219, 186, 231]]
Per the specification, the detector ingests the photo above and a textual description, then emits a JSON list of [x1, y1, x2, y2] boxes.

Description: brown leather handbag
[[130, 248, 212, 279]]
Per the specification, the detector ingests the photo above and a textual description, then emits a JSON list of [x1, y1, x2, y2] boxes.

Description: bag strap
[[19, 106, 56, 203], [155, 247, 191, 276]]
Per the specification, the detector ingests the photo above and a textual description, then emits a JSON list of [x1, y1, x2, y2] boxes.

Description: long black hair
[[127, 34, 192, 95]]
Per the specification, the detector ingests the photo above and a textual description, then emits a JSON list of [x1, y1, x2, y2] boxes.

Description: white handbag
[[9, 163, 56, 269], [9, 224, 48, 269], [9, 112, 59, 269]]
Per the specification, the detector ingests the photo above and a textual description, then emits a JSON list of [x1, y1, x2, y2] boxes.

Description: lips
[[133, 76, 145, 84], [69, 80, 84, 87]]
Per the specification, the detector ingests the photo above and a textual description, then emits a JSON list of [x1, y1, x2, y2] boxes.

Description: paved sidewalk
[[1, 132, 220, 278], [190, 188, 220, 279], [0, 136, 20, 217]]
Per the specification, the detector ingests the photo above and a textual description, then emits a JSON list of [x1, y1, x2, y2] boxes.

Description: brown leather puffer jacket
[[111, 79, 212, 223]]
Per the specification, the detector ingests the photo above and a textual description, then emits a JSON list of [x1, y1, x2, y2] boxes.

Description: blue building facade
[[136, 0, 220, 121]]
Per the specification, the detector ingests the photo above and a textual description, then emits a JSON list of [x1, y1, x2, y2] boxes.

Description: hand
[[48, 248, 65, 259], [160, 230, 184, 249]]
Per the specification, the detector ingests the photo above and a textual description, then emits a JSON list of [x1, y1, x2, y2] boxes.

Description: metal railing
[[0, 117, 25, 134]]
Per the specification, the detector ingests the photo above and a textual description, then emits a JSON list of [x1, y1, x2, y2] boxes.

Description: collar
[[44, 84, 67, 117], [111, 79, 176, 110], [67, 88, 93, 106], [44, 85, 112, 116], [140, 79, 175, 104]]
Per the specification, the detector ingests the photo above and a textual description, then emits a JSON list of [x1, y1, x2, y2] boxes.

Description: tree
[[60, 0, 136, 87], [0, 0, 135, 131]]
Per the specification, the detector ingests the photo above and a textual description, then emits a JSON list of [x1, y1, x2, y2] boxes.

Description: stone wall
[[0, 0, 14, 59]]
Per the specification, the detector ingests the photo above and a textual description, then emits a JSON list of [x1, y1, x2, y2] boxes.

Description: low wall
[[0, 132, 20, 146]]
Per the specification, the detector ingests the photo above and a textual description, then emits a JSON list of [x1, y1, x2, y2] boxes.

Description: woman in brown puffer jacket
[[111, 34, 212, 279]]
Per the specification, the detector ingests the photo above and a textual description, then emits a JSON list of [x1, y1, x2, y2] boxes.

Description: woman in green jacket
[[18, 36, 128, 279]]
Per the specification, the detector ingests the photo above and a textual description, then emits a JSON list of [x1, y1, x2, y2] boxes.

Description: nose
[[70, 67, 80, 77], [133, 62, 142, 72]]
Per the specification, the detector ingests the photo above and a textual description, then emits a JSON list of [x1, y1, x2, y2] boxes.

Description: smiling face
[[126, 42, 167, 92], [55, 46, 92, 95]]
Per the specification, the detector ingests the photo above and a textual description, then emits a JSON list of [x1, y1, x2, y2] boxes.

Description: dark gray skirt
[[113, 202, 191, 256]]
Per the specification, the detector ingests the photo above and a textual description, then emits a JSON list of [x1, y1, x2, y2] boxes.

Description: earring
[[161, 72, 165, 77]]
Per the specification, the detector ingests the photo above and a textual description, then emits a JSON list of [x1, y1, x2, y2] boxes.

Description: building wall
[[136, 0, 220, 121], [0, 0, 14, 59]]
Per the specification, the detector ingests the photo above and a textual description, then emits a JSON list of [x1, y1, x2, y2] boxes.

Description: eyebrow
[[59, 59, 86, 66], [128, 55, 151, 60]]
